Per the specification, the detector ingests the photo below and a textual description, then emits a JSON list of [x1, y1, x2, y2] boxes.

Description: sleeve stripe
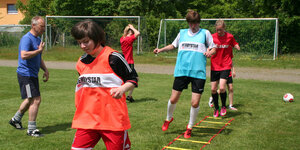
[[111, 52, 132, 72]]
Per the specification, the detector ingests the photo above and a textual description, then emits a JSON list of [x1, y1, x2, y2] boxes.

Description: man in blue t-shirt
[[153, 10, 216, 139], [9, 16, 49, 137]]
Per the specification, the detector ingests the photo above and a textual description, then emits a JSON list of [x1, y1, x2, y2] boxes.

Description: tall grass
[[0, 66, 299, 150]]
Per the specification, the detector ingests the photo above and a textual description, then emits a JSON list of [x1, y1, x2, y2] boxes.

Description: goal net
[[45, 16, 148, 54], [157, 18, 279, 60], [0, 25, 31, 48]]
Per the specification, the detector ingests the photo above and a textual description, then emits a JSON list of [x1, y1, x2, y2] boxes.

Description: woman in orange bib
[[70, 20, 138, 150]]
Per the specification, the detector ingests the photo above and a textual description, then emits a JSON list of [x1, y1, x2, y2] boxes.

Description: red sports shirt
[[211, 32, 238, 71], [120, 35, 136, 64], [72, 46, 131, 131]]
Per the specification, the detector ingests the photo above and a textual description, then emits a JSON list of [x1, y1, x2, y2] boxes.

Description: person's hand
[[204, 51, 212, 58], [232, 71, 236, 78], [153, 48, 160, 54], [128, 24, 133, 29], [43, 70, 49, 82], [38, 42, 45, 53], [110, 87, 126, 99]]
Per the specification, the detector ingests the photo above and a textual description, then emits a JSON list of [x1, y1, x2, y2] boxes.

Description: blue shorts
[[17, 74, 40, 99]]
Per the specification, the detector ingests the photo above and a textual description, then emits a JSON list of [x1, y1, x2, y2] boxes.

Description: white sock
[[166, 100, 176, 121], [28, 121, 36, 131], [188, 106, 200, 129]]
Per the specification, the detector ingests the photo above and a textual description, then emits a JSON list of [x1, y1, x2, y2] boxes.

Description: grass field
[[0, 66, 299, 150], [1, 46, 300, 69]]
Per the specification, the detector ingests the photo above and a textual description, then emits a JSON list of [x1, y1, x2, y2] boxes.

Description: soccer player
[[153, 10, 216, 139], [9, 16, 49, 137], [209, 65, 238, 111], [120, 24, 140, 102], [70, 20, 137, 150], [210, 19, 240, 117]]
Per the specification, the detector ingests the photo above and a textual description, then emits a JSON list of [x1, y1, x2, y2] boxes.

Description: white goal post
[[45, 16, 141, 54], [157, 18, 279, 60]]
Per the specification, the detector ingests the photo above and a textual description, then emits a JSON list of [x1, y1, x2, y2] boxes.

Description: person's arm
[[234, 44, 240, 50], [128, 24, 140, 38], [40, 59, 49, 82], [204, 30, 217, 58], [154, 32, 179, 54], [153, 44, 175, 54], [109, 52, 138, 99], [21, 42, 45, 60], [204, 47, 216, 58], [231, 63, 236, 78]]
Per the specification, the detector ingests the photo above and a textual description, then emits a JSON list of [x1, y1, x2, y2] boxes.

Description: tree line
[[17, 0, 300, 54]]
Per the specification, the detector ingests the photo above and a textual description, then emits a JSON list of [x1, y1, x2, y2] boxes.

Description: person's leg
[[228, 83, 237, 110], [162, 77, 187, 131], [12, 98, 30, 122], [211, 81, 219, 110], [27, 96, 41, 132], [188, 92, 201, 129], [102, 130, 131, 150], [166, 89, 181, 121], [71, 129, 100, 150], [184, 78, 205, 138], [219, 79, 227, 108], [219, 70, 231, 116]]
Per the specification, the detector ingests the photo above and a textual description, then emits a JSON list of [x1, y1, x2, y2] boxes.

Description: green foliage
[[91, 0, 118, 16], [0, 33, 21, 48], [14, 0, 300, 54]]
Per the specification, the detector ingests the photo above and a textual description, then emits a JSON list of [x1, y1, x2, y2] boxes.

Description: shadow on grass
[[128, 97, 158, 103], [40, 122, 72, 134]]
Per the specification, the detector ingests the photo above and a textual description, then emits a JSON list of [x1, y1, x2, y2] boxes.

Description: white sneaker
[[229, 105, 238, 111], [208, 97, 214, 108]]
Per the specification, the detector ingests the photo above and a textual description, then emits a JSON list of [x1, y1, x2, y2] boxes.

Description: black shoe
[[9, 118, 23, 129], [27, 129, 44, 137], [126, 96, 135, 102]]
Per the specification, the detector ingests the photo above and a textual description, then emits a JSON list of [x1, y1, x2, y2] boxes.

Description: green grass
[[1, 46, 300, 69], [0, 66, 299, 150]]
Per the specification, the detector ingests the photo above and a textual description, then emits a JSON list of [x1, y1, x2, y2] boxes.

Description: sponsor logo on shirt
[[216, 44, 229, 48], [75, 73, 123, 91]]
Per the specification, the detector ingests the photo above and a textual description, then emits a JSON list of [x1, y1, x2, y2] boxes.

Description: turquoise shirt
[[174, 29, 207, 79]]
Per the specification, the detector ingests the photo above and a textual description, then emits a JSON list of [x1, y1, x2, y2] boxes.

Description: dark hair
[[71, 20, 106, 48], [186, 10, 201, 24]]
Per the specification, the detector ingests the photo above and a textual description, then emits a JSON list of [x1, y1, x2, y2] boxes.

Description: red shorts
[[71, 129, 131, 150]]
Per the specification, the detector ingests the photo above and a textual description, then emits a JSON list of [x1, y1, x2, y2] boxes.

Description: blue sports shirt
[[17, 32, 42, 78], [174, 29, 208, 79]]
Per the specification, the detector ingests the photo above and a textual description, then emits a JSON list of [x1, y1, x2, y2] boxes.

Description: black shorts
[[172, 76, 206, 94], [129, 64, 138, 77], [227, 76, 233, 84], [210, 70, 231, 82], [17, 74, 40, 99]]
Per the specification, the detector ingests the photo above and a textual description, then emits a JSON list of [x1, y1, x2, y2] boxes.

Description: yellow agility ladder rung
[[177, 138, 210, 144], [207, 116, 222, 119], [165, 146, 192, 150], [194, 125, 221, 129], [201, 121, 231, 125]]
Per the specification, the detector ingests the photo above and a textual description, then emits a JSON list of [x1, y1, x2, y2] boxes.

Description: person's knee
[[211, 88, 218, 94], [169, 98, 178, 104], [219, 88, 226, 93], [32, 96, 41, 106], [191, 102, 199, 108]]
